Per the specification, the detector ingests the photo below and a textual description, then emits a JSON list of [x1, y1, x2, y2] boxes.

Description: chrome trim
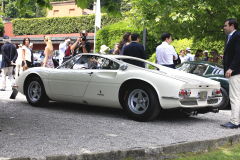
[[162, 96, 179, 99], [162, 95, 221, 100]]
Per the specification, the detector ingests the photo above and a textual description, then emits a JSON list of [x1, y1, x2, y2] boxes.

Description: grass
[[122, 141, 240, 160], [176, 141, 240, 160]]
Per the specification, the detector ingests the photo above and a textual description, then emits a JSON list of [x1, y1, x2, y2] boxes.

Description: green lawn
[[177, 141, 240, 160]]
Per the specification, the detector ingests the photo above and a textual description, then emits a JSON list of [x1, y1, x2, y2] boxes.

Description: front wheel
[[211, 87, 229, 110], [124, 85, 161, 122], [25, 77, 49, 107]]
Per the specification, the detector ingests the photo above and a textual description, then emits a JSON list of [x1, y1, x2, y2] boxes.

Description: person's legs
[[1, 67, 8, 90], [15, 64, 19, 79], [229, 74, 240, 125], [7, 66, 14, 87]]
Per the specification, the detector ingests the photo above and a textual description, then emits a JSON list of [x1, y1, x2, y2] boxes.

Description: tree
[[12, 0, 124, 17], [127, 0, 240, 42], [1, 0, 45, 18]]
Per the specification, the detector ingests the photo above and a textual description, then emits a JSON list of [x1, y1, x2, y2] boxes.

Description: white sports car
[[14, 53, 222, 121]]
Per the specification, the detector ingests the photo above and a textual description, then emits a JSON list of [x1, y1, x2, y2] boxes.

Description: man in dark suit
[[123, 33, 146, 67], [220, 18, 240, 128], [1, 35, 18, 91]]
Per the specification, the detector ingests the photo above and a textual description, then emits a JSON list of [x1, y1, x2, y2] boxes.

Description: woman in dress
[[113, 32, 131, 55], [22, 38, 32, 71], [42, 36, 54, 68], [194, 49, 203, 61]]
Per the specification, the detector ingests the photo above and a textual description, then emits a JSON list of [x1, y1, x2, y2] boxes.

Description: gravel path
[[0, 77, 238, 159]]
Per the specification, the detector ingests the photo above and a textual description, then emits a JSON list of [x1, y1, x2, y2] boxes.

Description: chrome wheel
[[128, 89, 149, 114], [28, 81, 42, 103]]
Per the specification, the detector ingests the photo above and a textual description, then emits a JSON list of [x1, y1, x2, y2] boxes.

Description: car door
[[83, 57, 123, 107], [48, 55, 93, 97]]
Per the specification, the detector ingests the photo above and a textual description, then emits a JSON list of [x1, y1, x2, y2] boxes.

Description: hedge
[[12, 14, 121, 35], [95, 21, 158, 58]]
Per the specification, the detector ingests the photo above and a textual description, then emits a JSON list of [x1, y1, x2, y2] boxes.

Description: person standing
[[179, 50, 186, 63], [22, 37, 32, 71], [208, 49, 221, 64], [194, 49, 203, 61], [71, 30, 91, 56], [156, 32, 178, 69], [220, 18, 240, 129], [202, 50, 209, 61], [113, 32, 131, 55], [0, 35, 18, 91], [15, 44, 23, 79], [59, 37, 71, 65], [123, 33, 146, 67], [29, 43, 34, 67], [185, 47, 194, 61], [108, 43, 119, 54], [42, 36, 54, 68]]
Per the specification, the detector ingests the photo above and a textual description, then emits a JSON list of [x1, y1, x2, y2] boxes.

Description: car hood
[[159, 66, 220, 89]]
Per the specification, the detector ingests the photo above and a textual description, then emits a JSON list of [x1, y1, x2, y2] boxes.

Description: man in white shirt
[[179, 50, 186, 63], [59, 37, 71, 65], [156, 32, 178, 68], [185, 47, 194, 61]]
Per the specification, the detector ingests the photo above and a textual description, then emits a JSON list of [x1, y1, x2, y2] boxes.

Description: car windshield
[[116, 58, 159, 70], [177, 63, 207, 75]]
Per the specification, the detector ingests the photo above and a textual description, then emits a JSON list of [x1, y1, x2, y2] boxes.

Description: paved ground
[[0, 76, 239, 159]]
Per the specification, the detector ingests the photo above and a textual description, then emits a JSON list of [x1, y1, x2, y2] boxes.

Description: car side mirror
[[119, 63, 128, 70]]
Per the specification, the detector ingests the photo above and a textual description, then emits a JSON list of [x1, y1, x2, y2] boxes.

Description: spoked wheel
[[124, 84, 161, 122], [128, 89, 149, 115], [26, 77, 49, 107]]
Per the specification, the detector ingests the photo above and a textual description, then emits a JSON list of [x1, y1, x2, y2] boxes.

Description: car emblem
[[98, 90, 104, 96]]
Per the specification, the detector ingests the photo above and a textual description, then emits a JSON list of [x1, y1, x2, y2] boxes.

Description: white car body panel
[[15, 54, 221, 110]]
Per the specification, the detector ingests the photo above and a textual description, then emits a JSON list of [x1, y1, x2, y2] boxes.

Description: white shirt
[[227, 30, 236, 43], [22, 45, 31, 62], [180, 55, 186, 63], [16, 48, 23, 65], [186, 53, 194, 61], [59, 42, 67, 60], [156, 42, 178, 65]]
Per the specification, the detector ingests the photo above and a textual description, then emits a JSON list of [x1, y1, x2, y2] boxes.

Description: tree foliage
[[2, 0, 46, 18], [127, 0, 240, 42], [11, 0, 123, 17]]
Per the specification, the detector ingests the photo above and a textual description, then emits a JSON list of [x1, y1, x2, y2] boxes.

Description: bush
[[95, 21, 158, 58], [0, 19, 5, 37], [12, 14, 121, 35]]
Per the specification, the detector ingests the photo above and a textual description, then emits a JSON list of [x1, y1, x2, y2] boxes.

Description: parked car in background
[[176, 61, 229, 110], [14, 54, 223, 122]]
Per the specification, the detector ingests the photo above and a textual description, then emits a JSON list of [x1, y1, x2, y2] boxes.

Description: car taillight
[[179, 90, 191, 98], [212, 89, 221, 95]]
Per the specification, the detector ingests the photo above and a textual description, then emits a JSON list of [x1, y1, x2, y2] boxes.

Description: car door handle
[[87, 72, 93, 75]]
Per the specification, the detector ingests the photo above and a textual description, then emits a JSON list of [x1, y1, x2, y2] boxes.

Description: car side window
[[101, 59, 119, 70], [58, 56, 80, 69], [72, 55, 105, 69]]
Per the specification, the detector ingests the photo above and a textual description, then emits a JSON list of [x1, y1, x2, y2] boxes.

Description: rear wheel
[[25, 77, 49, 107], [124, 84, 161, 122], [211, 87, 229, 110]]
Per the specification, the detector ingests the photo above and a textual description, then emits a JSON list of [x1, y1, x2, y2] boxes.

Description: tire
[[211, 87, 229, 110], [124, 84, 161, 122], [25, 77, 49, 107]]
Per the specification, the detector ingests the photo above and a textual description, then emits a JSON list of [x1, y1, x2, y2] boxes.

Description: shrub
[[95, 21, 158, 58], [12, 14, 121, 35]]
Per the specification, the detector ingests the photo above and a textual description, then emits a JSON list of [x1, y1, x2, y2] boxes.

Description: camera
[[81, 30, 86, 41], [81, 36, 86, 41]]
